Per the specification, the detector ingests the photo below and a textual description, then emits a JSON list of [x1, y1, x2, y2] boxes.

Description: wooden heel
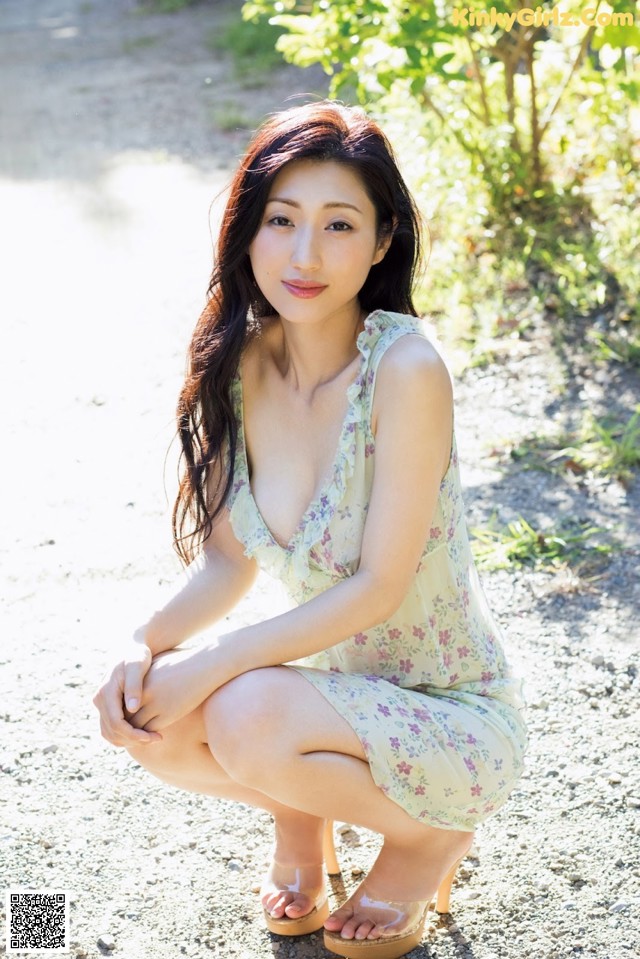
[[323, 820, 341, 876], [435, 856, 463, 914]]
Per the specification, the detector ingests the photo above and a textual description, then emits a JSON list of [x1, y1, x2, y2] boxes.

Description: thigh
[[204, 665, 368, 762]]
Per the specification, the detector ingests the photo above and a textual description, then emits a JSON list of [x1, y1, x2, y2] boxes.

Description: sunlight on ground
[[2, 155, 228, 568]]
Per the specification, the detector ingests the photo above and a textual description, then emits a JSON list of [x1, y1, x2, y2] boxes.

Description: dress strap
[[356, 311, 425, 436]]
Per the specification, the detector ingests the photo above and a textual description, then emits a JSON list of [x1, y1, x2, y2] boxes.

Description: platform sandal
[[262, 820, 340, 936], [323, 851, 467, 959]]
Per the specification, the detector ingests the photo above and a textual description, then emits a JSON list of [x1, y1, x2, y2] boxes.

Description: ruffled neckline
[[230, 309, 422, 573]]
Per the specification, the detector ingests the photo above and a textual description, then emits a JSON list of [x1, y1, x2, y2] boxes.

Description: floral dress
[[226, 310, 527, 831]]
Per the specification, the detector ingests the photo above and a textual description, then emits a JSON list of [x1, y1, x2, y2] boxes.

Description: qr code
[[5, 890, 70, 953]]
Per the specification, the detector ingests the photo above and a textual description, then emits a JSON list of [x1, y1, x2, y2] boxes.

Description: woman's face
[[249, 159, 390, 328]]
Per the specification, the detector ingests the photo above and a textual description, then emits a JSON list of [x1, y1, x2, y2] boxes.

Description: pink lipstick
[[282, 280, 328, 299]]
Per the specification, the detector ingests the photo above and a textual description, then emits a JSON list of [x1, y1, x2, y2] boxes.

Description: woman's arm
[[139, 509, 259, 656], [132, 335, 453, 732], [93, 504, 258, 746]]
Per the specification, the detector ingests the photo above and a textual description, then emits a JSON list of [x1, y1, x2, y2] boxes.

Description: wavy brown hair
[[172, 100, 423, 564]]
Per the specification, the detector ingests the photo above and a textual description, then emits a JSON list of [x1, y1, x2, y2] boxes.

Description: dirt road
[[2, 2, 639, 958]]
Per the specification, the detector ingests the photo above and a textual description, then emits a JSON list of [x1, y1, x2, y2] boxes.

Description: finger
[[123, 657, 150, 715], [100, 713, 162, 747]]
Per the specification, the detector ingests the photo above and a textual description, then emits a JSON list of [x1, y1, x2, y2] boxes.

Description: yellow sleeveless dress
[[226, 310, 527, 831]]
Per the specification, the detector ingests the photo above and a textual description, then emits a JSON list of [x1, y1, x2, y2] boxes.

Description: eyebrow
[[266, 197, 363, 214]]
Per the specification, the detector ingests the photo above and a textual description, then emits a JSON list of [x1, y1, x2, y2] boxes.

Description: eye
[[327, 221, 353, 232], [267, 215, 292, 227]]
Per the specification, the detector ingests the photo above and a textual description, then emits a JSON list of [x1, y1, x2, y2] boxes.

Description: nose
[[291, 226, 321, 271]]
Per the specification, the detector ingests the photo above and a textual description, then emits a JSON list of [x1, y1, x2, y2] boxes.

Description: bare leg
[[203, 667, 473, 940], [125, 702, 327, 921]]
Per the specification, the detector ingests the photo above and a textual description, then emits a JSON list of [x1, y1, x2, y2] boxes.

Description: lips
[[282, 279, 328, 299]]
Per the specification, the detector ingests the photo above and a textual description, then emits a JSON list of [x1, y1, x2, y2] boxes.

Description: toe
[[284, 893, 314, 918], [353, 919, 377, 940], [324, 905, 354, 935], [263, 891, 292, 918]]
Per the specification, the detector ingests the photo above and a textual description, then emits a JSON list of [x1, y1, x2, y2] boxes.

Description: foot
[[261, 812, 326, 922], [324, 829, 473, 941]]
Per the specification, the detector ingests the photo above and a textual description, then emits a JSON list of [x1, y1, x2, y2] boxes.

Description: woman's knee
[[125, 704, 206, 770], [203, 667, 289, 782]]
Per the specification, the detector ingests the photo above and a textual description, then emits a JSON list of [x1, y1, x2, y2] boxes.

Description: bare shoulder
[[374, 331, 453, 407]]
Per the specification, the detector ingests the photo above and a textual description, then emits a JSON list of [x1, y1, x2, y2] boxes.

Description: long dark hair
[[172, 100, 423, 564]]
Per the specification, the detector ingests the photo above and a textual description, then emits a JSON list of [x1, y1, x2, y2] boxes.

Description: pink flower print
[[428, 615, 436, 630], [443, 652, 452, 668], [471, 784, 483, 797], [466, 733, 478, 745], [377, 704, 391, 717], [321, 528, 331, 546], [464, 757, 477, 774], [481, 671, 495, 682], [438, 629, 451, 647], [397, 707, 410, 717], [399, 658, 414, 674], [354, 632, 368, 646], [449, 673, 459, 684], [409, 723, 421, 735], [429, 526, 441, 540], [365, 442, 375, 458], [413, 708, 431, 722], [397, 761, 413, 775], [390, 737, 401, 749], [378, 648, 392, 662], [389, 675, 401, 685], [388, 628, 402, 640], [412, 626, 425, 640], [457, 645, 471, 659], [414, 785, 426, 795]]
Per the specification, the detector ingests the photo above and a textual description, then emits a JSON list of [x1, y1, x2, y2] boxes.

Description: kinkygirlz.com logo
[[452, 6, 635, 30]]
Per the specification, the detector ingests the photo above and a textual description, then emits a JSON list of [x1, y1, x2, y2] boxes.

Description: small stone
[[591, 655, 606, 668], [609, 901, 629, 913], [351, 866, 365, 877], [607, 772, 623, 785], [626, 796, 640, 809], [459, 890, 481, 900], [226, 859, 243, 871], [42, 744, 58, 755], [97, 934, 116, 950]]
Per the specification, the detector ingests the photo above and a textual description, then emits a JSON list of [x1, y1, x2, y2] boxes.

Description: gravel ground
[[2, 2, 639, 958]]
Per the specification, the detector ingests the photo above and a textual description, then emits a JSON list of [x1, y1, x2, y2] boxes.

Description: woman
[[94, 101, 527, 959]]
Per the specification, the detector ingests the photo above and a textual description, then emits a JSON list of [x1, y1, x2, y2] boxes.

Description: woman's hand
[[127, 645, 220, 734], [93, 639, 162, 747]]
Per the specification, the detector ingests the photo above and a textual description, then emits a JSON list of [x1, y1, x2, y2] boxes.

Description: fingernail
[[127, 698, 138, 710]]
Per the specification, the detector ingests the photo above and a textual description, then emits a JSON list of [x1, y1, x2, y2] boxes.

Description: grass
[[471, 515, 616, 575], [589, 330, 640, 368], [207, 15, 285, 79], [122, 35, 160, 54], [209, 102, 253, 132], [507, 407, 640, 487]]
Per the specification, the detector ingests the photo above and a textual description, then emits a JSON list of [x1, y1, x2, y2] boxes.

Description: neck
[[274, 306, 366, 397]]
